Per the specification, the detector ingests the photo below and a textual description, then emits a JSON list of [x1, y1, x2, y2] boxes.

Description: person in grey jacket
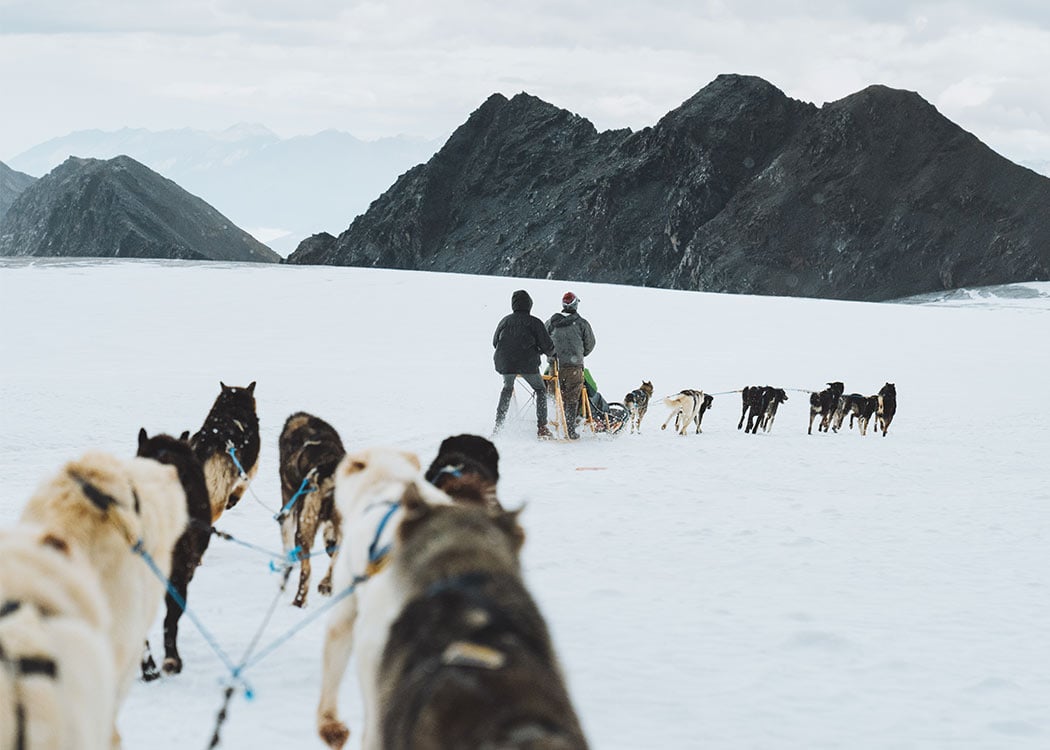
[[545, 291, 596, 440], [492, 290, 557, 438]]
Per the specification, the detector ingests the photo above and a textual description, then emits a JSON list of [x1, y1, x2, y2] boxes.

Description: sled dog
[[661, 389, 706, 435], [278, 412, 346, 608], [316, 448, 452, 750], [0, 525, 116, 750], [424, 433, 501, 510], [808, 381, 845, 434], [377, 492, 589, 750], [190, 381, 260, 522], [624, 381, 654, 434], [19, 451, 187, 744], [136, 428, 212, 678], [877, 382, 897, 436]]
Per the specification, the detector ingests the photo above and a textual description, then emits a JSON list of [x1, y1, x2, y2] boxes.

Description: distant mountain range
[[286, 74, 1050, 302], [7, 125, 441, 255], [0, 162, 36, 224], [0, 155, 279, 262]]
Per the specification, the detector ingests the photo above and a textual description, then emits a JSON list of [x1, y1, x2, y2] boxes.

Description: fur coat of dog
[[190, 381, 260, 522], [136, 428, 212, 677], [278, 412, 346, 608], [0, 524, 116, 750], [377, 493, 589, 750], [19, 451, 188, 743], [316, 448, 453, 750]]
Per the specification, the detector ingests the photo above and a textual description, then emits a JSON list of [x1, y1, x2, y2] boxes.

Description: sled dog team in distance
[[0, 381, 588, 750], [492, 289, 898, 440]]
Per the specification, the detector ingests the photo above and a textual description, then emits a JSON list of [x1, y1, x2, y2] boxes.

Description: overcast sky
[[2, 0, 1048, 168]]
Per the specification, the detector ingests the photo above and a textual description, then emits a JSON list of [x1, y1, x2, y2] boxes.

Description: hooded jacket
[[492, 290, 556, 374], [545, 309, 595, 367]]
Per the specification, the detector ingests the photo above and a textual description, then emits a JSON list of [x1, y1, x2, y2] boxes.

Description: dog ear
[[179, 430, 191, 442], [138, 427, 149, 452], [399, 482, 431, 522], [220, 381, 228, 390], [494, 505, 526, 551], [246, 381, 256, 395], [341, 455, 367, 476], [401, 451, 421, 471]]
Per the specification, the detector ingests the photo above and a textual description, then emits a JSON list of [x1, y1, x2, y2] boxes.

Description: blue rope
[[367, 502, 400, 568], [240, 575, 366, 672], [130, 540, 242, 681], [225, 443, 248, 479], [274, 475, 316, 522]]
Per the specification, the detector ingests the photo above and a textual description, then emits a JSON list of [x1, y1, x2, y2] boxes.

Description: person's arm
[[536, 318, 556, 357], [582, 319, 596, 356], [493, 319, 505, 349]]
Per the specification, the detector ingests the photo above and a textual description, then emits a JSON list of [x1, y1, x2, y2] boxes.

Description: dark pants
[[495, 373, 547, 430], [559, 364, 584, 436]]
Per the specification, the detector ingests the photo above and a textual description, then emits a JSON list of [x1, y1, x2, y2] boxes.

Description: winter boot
[[537, 425, 553, 440]]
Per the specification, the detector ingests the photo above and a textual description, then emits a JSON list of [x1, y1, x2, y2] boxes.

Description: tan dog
[[0, 525, 116, 750], [19, 451, 188, 743], [377, 493, 589, 749], [316, 448, 452, 750]]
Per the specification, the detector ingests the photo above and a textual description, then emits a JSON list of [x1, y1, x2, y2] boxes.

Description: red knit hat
[[562, 291, 579, 308]]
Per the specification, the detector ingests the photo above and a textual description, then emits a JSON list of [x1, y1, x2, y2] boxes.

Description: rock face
[[286, 75, 1050, 301], [0, 155, 280, 262], [0, 161, 37, 225]]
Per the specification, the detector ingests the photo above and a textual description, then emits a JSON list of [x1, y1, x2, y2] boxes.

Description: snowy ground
[[1, 258, 1048, 749]]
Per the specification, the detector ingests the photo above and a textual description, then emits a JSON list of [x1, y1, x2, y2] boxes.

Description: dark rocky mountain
[[0, 155, 279, 262], [286, 74, 1050, 301], [0, 161, 36, 224]]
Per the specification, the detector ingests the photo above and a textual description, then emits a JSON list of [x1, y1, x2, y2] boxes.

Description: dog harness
[[0, 600, 60, 750], [363, 501, 401, 577]]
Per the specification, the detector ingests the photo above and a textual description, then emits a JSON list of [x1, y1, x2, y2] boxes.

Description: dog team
[[591, 379, 897, 437], [0, 383, 589, 749]]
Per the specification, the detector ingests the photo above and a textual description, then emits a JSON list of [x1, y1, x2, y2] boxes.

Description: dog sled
[[526, 363, 628, 438]]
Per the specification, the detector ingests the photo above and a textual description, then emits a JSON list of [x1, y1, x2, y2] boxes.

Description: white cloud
[[1, 1, 1048, 166]]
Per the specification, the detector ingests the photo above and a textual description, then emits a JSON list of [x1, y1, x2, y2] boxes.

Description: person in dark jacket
[[492, 290, 557, 438], [546, 291, 596, 440]]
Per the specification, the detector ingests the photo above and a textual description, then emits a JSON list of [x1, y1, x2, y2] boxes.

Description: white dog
[[316, 448, 452, 750], [19, 451, 188, 745], [660, 389, 705, 435], [0, 524, 116, 750]]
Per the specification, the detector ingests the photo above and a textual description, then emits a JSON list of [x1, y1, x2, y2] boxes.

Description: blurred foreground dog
[[424, 433, 501, 510], [316, 448, 452, 749], [19, 451, 187, 745], [0, 525, 116, 750], [378, 492, 589, 750]]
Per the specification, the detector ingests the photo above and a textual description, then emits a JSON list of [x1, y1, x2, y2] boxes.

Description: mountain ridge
[[286, 74, 1050, 301], [0, 155, 280, 262]]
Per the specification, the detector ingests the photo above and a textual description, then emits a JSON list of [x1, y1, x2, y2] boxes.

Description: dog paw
[[318, 579, 332, 596], [319, 719, 350, 749], [162, 657, 183, 675], [292, 593, 307, 609], [141, 663, 161, 682]]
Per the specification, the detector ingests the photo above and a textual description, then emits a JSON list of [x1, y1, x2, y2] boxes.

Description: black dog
[[808, 381, 845, 435], [278, 412, 346, 608], [136, 428, 210, 678], [190, 381, 260, 523], [877, 382, 897, 436], [425, 434, 500, 510], [739, 386, 788, 434]]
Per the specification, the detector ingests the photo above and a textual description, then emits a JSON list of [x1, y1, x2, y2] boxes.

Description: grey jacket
[[545, 311, 595, 366]]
